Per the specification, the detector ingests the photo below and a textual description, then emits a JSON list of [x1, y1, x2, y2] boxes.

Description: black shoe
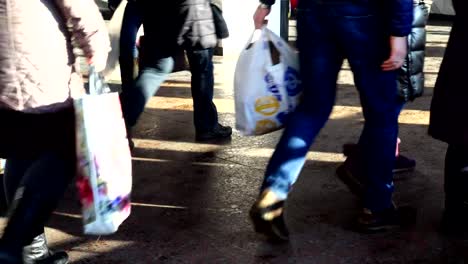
[[249, 201, 289, 241], [393, 155, 416, 173], [343, 143, 416, 175], [342, 143, 360, 158], [336, 163, 365, 198], [195, 124, 232, 142], [356, 206, 417, 233]]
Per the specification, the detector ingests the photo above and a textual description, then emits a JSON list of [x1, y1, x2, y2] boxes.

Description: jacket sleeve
[[388, 0, 414, 37], [260, 0, 276, 5], [54, 0, 110, 60]]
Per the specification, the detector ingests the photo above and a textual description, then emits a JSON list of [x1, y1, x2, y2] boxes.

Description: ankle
[[257, 189, 282, 207], [256, 190, 284, 220]]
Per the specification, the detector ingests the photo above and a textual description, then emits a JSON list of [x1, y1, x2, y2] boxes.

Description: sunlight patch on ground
[[132, 139, 345, 164], [134, 139, 222, 153]]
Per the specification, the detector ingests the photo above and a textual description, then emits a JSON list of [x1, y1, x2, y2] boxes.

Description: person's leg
[[337, 5, 403, 228], [340, 99, 414, 183], [186, 48, 217, 131], [0, 152, 75, 255], [441, 144, 468, 236], [444, 144, 468, 214], [250, 3, 344, 240], [186, 48, 232, 140], [4, 160, 69, 264], [119, 1, 143, 95], [120, 1, 177, 131], [0, 109, 75, 262], [121, 57, 174, 129], [4, 160, 30, 205]]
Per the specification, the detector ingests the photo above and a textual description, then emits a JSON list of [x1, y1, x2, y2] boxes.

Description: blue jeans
[[121, 56, 174, 128], [262, 2, 400, 212]]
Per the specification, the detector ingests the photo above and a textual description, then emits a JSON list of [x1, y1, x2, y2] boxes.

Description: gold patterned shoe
[[249, 200, 289, 241]]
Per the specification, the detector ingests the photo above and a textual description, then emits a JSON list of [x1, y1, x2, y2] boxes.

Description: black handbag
[[210, 3, 229, 39], [398, 0, 429, 101]]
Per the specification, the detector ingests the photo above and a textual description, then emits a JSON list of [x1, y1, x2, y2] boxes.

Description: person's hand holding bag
[[253, 4, 271, 29]]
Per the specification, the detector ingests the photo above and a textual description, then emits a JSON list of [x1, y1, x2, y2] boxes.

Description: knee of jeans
[[287, 137, 308, 151], [150, 57, 174, 73], [297, 103, 334, 124]]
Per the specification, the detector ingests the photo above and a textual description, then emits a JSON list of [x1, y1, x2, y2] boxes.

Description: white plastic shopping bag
[[74, 66, 132, 235], [234, 27, 301, 136]]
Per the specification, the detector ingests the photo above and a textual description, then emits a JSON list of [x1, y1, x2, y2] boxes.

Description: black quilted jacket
[[397, 1, 429, 101]]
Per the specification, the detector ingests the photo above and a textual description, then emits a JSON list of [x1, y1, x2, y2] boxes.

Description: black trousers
[[0, 106, 76, 254], [445, 144, 468, 213]]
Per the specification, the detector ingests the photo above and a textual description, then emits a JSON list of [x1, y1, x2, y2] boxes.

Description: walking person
[[119, 0, 232, 145], [338, 0, 429, 184], [0, 0, 110, 263], [249, 0, 413, 240], [429, 0, 468, 236]]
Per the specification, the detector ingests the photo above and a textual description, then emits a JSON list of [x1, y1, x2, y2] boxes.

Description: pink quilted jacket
[[0, 0, 110, 112]]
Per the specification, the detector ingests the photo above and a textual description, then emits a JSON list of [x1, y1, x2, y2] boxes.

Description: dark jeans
[[119, 1, 143, 93], [186, 48, 218, 133], [121, 48, 218, 132], [118, 1, 219, 132], [445, 144, 468, 213], [0, 107, 75, 255], [261, 2, 400, 212]]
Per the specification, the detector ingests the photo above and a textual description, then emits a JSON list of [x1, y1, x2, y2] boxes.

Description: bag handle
[[88, 66, 111, 95], [244, 29, 264, 50]]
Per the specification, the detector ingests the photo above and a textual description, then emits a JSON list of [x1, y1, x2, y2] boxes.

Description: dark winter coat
[[429, 0, 468, 146], [140, 0, 226, 51], [177, 0, 218, 49], [397, 1, 429, 101]]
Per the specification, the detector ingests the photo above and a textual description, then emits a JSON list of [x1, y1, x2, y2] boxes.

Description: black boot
[[343, 143, 416, 175], [23, 234, 68, 264], [336, 144, 366, 198]]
